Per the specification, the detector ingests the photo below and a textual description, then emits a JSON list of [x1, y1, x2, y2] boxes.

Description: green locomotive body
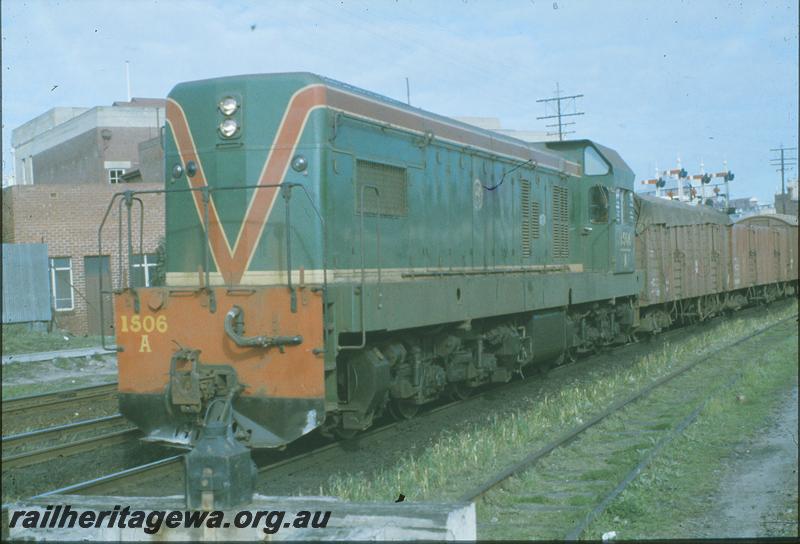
[[112, 73, 795, 447]]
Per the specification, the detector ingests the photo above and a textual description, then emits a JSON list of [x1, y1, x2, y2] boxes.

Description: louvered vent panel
[[355, 160, 408, 216], [531, 200, 540, 239], [521, 179, 532, 257], [552, 185, 569, 260]]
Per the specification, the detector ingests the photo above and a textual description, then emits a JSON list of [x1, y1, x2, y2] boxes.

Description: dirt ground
[[2, 355, 117, 396], [695, 385, 799, 538]]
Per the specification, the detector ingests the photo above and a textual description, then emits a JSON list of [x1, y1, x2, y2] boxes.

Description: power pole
[[536, 82, 584, 141], [769, 145, 797, 196]]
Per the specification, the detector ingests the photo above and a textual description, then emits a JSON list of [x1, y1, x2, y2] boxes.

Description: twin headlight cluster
[[218, 96, 240, 138], [171, 94, 308, 180]]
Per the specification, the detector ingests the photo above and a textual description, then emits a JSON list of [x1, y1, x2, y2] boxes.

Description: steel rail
[[3, 428, 141, 470], [458, 314, 797, 503], [2, 414, 128, 452], [29, 401, 460, 498], [2, 383, 118, 417], [34, 455, 184, 498]]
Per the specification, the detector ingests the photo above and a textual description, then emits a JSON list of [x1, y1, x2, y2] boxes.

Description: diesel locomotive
[[108, 73, 798, 450]]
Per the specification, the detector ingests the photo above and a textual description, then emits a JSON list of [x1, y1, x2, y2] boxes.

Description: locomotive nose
[[115, 286, 326, 449]]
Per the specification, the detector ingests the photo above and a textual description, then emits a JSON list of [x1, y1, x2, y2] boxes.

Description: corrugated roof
[[635, 193, 732, 230]]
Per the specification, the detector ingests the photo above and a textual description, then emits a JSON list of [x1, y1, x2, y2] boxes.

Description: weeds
[[320, 302, 797, 510]]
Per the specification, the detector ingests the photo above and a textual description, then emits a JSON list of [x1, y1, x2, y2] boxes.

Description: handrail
[[339, 184, 382, 351]]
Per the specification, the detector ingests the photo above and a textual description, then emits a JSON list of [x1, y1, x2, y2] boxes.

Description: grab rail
[[339, 184, 382, 351]]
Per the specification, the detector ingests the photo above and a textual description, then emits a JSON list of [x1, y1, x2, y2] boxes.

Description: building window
[[132, 254, 158, 287], [108, 169, 126, 184], [50, 257, 74, 311]]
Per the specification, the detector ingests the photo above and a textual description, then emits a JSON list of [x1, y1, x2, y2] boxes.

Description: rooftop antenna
[[405, 77, 411, 106], [770, 144, 797, 197], [536, 82, 584, 141], [125, 61, 132, 102]]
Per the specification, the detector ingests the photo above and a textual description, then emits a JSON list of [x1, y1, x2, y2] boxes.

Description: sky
[[2, 0, 797, 203]]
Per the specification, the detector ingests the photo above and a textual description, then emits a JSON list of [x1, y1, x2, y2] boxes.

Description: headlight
[[291, 154, 308, 172], [171, 163, 184, 179], [186, 160, 197, 177], [219, 119, 239, 138], [219, 97, 238, 116]]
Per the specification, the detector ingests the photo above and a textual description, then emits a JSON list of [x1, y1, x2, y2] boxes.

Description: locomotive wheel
[[388, 399, 419, 420], [448, 382, 473, 400]]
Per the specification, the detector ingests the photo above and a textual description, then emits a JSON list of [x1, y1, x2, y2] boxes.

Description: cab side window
[[584, 146, 610, 176], [589, 185, 609, 224]]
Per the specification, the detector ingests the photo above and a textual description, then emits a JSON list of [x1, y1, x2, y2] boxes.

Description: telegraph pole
[[770, 145, 797, 196], [536, 82, 584, 141]]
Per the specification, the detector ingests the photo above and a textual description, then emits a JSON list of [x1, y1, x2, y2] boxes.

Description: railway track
[[1, 383, 133, 477], [25, 313, 758, 499], [2, 382, 119, 436], [2, 415, 137, 470], [459, 314, 797, 539], [26, 303, 796, 501]]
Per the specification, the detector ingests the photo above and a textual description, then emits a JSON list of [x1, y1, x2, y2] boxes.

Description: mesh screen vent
[[355, 160, 408, 217]]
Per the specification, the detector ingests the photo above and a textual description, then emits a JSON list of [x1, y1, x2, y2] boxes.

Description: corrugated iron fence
[[2, 243, 52, 324]]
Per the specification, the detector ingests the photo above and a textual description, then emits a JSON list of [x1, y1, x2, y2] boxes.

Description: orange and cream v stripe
[[166, 85, 327, 285]]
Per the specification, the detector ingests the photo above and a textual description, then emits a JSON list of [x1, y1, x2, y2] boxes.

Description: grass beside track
[[1, 324, 104, 356], [321, 302, 797, 528], [583, 320, 798, 539]]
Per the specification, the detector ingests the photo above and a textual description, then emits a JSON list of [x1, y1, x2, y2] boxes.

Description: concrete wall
[[2, 183, 165, 335], [138, 137, 165, 184], [12, 104, 164, 186], [31, 126, 160, 185]]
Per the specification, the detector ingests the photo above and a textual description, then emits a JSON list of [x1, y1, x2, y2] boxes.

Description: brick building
[[2, 183, 165, 335]]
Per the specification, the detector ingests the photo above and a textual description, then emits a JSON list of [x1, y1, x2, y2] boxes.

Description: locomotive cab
[[544, 140, 637, 276]]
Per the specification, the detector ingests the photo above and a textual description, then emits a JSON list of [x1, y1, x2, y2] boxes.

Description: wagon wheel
[[388, 399, 419, 420], [448, 382, 473, 401]]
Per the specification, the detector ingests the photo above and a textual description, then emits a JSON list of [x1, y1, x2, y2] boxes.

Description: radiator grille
[[521, 180, 541, 257], [552, 185, 569, 260], [355, 160, 408, 217], [521, 179, 531, 257]]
